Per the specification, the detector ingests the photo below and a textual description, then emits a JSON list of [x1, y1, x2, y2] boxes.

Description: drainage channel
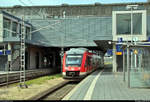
[[42, 81, 79, 100]]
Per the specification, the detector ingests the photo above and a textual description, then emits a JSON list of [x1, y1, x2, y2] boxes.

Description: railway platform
[[63, 65, 150, 100]]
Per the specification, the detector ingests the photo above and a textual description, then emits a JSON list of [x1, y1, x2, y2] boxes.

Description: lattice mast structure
[[19, 16, 27, 88]]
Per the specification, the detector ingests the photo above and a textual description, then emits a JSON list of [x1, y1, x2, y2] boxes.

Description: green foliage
[[25, 74, 62, 85], [9, 74, 62, 87]]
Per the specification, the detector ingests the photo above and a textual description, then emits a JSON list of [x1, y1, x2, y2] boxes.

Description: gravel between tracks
[[0, 77, 65, 100]]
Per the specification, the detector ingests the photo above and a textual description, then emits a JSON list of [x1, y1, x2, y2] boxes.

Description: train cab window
[[3, 18, 11, 38], [66, 55, 82, 67], [12, 22, 18, 37]]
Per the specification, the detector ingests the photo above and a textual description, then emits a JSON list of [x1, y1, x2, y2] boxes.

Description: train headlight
[[65, 67, 68, 70]]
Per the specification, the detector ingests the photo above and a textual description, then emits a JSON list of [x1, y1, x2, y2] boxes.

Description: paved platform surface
[[63, 65, 150, 100]]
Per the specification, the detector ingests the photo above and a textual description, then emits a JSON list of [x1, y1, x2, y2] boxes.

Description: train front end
[[62, 48, 87, 79], [62, 54, 84, 79]]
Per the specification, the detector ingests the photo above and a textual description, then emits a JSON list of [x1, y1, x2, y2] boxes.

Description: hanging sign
[[0, 50, 3, 55], [5, 50, 11, 55], [133, 49, 138, 54], [116, 44, 123, 55]]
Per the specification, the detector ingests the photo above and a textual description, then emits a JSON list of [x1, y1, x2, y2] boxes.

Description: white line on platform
[[62, 73, 90, 100], [83, 69, 104, 100]]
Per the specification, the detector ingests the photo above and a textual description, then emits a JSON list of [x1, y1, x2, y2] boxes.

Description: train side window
[[84, 57, 88, 67], [91, 58, 94, 65], [85, 62, 87, 67], [87, 56, 91, 66]]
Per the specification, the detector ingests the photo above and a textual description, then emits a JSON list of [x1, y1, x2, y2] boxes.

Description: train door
[[84, 56, 88, 72], [89, 56, 93, 72], [87, 56, 91, 73]]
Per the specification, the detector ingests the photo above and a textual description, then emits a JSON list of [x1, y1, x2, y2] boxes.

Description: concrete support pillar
[[61, 47, 64, 72], [8, 43, 12, 71], [127, 46, 130, 88], [113, 44, 117, 72], [27, 48, 30, 69], [8, 43, 11, 61], [131, 51, 133, 69], [123, 49, 125, 82]]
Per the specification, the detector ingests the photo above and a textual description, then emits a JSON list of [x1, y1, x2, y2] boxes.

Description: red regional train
[[62, 48, 104, 79]]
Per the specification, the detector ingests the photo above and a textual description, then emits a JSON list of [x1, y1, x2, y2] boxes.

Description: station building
[[0, 11, 60, 71], [0, 2, 149, 74]]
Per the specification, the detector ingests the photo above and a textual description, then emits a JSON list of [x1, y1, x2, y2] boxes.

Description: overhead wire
[[28, 0, 34, 5], [18, 0, 28, 6]]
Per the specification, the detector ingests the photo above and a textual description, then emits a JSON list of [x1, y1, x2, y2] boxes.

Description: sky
[[0, 0, 147, 7]]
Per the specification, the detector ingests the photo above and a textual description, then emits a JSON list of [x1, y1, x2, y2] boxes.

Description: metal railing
[[122, 42, 150, 88]]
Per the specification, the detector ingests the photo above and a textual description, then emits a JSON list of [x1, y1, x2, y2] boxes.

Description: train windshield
[[66, 55, 82, 67]]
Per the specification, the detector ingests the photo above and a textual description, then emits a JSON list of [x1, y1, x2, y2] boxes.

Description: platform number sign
[[6, 50, 11, 55], [116, 45, 123, 55], [0, 50, 3, 55], [116, 37, 123, 55]]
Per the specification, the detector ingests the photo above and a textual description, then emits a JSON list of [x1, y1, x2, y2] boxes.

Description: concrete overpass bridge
[[27, 16, 112, 53]]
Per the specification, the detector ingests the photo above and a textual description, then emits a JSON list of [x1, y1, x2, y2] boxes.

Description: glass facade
[[133, 13, 142, 34], [116, 13, 142, 35], [3, 17, 31, 39]]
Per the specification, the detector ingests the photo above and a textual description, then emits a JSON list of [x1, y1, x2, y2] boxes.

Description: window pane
[[116, 13, 131, 35], [26, 27, 30, 39], [19, 24, 21, 34], [66, 55, 82, 67], [133, 13, 142, 35], [3, 30, 9, 38], [3, 18, 11, 29], [12, 22, 18, 37], [116, 13, 142, 35], [3, 18, 11, 38]]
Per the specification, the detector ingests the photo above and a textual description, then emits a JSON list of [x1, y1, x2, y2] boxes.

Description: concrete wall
[[29, 47, 43, 69], [0, 3, 149, 20]]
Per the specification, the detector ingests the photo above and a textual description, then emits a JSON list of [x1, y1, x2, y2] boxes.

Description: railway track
[[29, 80, 79, 100], [43, 81, 78, 100]]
